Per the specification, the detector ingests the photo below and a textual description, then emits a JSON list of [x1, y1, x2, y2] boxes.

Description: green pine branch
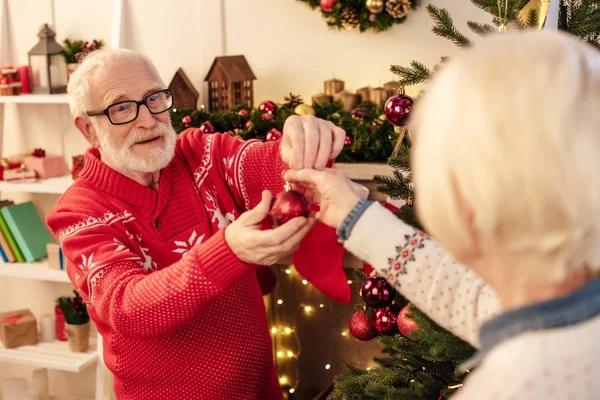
[[390, 61, 432, 87], [427, 4, 473, 48], [467, 21, 497, 36]]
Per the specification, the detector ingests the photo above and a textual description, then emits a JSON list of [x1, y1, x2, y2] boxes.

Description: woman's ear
[[75, 116, 100, 148]]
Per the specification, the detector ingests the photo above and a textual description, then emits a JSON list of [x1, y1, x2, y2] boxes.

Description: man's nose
[[135, 104, 158, 128]]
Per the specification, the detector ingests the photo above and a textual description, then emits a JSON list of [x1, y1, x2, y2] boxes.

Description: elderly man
[[46, 48, 345, 400]]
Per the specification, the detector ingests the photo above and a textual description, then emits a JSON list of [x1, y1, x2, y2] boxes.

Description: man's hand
[[281, 115, 346, 170], [225, 190, 316, 266]]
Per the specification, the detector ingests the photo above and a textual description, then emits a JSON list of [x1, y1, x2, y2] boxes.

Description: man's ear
[[75, 116, 100, 147]]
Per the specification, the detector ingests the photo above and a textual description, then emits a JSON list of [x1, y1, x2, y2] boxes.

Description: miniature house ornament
[[204, 55, 256, 112], [27, 24, 68, 94], [168, 68, 199, 110]]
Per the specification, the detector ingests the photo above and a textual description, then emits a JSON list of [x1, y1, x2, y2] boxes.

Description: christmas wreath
[[297, 0, 418, 33]]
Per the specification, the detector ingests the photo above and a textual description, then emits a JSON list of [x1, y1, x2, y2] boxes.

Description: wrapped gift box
[[24, 154, 67, 179], [3, 167, 36, 183], [0, 309, 38, 348]]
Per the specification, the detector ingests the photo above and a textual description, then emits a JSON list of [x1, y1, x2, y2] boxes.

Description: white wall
[[0, 0, 491, 398]]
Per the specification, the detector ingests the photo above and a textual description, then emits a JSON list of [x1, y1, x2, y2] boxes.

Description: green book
[[0, 211, 24, 262], [0, 201, 54, 262]]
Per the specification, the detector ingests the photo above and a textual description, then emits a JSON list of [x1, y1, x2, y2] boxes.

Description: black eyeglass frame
[[85, 89, 174, 126]]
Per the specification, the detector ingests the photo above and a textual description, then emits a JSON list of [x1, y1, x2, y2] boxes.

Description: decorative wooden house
[[204, 55, 256, 112], [168, 68, 199, 110]]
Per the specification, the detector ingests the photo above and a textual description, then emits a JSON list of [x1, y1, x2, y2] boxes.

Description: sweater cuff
[[190, 228, 251, 290], [344, 201, 418, 268]]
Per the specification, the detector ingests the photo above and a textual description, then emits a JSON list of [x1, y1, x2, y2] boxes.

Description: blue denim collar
[[461, 275, 600, 371]]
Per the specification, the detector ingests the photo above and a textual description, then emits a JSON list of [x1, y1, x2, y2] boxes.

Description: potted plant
[[61, 39, 104, 77], [56, 290, 90, 352]]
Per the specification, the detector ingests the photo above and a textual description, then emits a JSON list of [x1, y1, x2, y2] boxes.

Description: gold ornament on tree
[[294, 103, 316, 116], [366, 0, 385, 14], [386, 0, 412, 19]]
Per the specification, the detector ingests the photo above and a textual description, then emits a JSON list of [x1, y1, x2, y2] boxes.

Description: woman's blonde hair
[[410, 30, 600, 283]]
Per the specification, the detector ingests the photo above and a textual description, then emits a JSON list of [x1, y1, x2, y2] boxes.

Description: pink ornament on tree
[[384, 93, 414, 126], [262, 113, 275, 121], [360, 276, 395, 308], [351, 108, 367, 120], [397, 304, 420, 339], [344, 136, 352, 145], [266, 128, 282, 141], [373, 306, 399, 335], [245, 120, 253, 129], [258, 100, 277, 114], [349, 309, 378, 341], [238, 109, 249, 118], [199, 121, 215, 134], [320, 0, 339, 12], [182, 115, 192, 126], [369, 13, 377, 22]]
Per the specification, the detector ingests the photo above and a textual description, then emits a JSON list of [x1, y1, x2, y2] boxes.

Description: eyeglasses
[[85, 89, 174, 125]]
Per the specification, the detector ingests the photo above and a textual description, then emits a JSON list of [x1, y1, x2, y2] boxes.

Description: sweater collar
[[461, 275, 600, 371], [78, 147, 173, 209]]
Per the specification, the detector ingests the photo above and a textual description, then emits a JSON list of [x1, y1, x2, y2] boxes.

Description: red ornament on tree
[[397, 304, 420, 339], [320, 0, 339, 12], [351, 108, 367, 120], [373, 306, 399, 335], [199, 121, 215, 133], [238, 109, 249, 118], [270, 185, 310, 226], [349, 309, 378, 341], [258, 100, 277, 114], [182, 115, 192, 126], [360, 276, 395, 308], [255, 265, 277, 295], [344, 136, 352, 145], [266, 128, 283, 141], [384, 93, 414, 126], [261, 113, 274, 121], [245, 120, 253, 129]]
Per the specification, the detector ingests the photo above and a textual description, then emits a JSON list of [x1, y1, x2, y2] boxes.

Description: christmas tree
[[328, 1, 600, 399]]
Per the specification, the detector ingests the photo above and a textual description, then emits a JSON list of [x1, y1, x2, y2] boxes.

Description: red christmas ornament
[[397, 304, 420, 339], [349, 309, 378, 341], [255, 265, 277, 295], [266, 128, 283, 141], [238, 109, 249, 117], [199, 121, 215, 134], [384, 93, 414, 126], [360, 276, 395, 308], [258, 100, 277, 114], [351, 108, 367, 120], [369, 13, 377, 22], [182, 115, 192, 126], [374, 306, 399, 335], [270, 188, 310, 226], [245, 120, 253, 129], [344, 136, 352, 145], [261, 112, 275, 121], [320, 0, 339, 12]]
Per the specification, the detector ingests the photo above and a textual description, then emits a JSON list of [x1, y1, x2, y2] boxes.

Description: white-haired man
[[46, 49, 345, 400]]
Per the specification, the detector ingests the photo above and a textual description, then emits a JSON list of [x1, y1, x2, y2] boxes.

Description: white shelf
[[334, 162, 394, 181], [0, 261, 70, 283], [0, 340, 97, 372], [0, 175, 73, 194], [0, 94, 69, 104]]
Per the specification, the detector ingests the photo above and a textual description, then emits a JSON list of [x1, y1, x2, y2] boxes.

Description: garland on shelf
[[297, 0, 418, 33], [170, 98, 398, 163]]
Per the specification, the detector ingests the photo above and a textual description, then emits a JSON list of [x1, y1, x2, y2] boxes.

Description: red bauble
[[182, 115, 192, 126], [351, 108, 367, 120], [349, 309, 378, 341], [255, 265, 277, 295], [266, 128, 283, 141], [199, 121, 215, 133], [344, 136, 352, 145], [320, 0, 339, 12], [397, 304, 420, 339], [374, 307, 399, 335], [259, 100, 277, 114], [384, 94, 414, 126], [261, 112, 275, 121], [360, 277, 395, 308], [245, 120, 253, 129], [270, 190, 310, 226], [238, 109, 249, 117]]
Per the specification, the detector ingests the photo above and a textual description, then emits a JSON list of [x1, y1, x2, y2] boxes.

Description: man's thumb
[[245, 190, 273, 224]]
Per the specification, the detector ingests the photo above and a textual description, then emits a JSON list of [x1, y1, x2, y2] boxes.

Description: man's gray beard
[[95, 121, 177, 174]]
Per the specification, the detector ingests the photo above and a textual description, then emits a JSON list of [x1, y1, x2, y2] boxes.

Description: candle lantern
[[334, 90, 360, 112], [324, 78, 345, 96], [369, 87, 389, 106], [356, 86, 371, 103], [27, 24, 68, 94]]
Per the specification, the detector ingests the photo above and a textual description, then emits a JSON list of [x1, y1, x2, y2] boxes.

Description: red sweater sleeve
[[46, 206, 251, 339]]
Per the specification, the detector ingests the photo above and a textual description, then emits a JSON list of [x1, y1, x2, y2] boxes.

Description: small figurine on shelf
[[61, 38, 104, 77], [56, 290, 90, 352], [71, 155, 85, 179]]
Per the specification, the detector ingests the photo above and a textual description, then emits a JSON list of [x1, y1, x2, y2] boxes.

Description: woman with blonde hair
[[285, 30, 600, 398]]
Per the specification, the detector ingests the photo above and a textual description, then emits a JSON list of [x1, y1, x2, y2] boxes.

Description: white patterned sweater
[[344, 202, 600, 400]]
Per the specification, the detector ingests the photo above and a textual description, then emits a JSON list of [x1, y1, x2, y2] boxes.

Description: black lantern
[[27, 24, 68, 94]]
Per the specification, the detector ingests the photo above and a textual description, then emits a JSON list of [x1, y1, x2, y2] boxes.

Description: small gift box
[[24, 148, 67, 179], [71, 155, 85, 180], [0, 309, 38, 348], [0, 158, 24, 181], [3, 165, 36, 183], [0, 67, 22, 96]]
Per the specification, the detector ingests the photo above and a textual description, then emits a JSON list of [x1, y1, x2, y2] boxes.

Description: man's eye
[[148, 94, 159, 102]]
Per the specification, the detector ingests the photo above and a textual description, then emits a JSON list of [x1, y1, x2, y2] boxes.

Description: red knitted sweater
[[46, 129, 288, 400]]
